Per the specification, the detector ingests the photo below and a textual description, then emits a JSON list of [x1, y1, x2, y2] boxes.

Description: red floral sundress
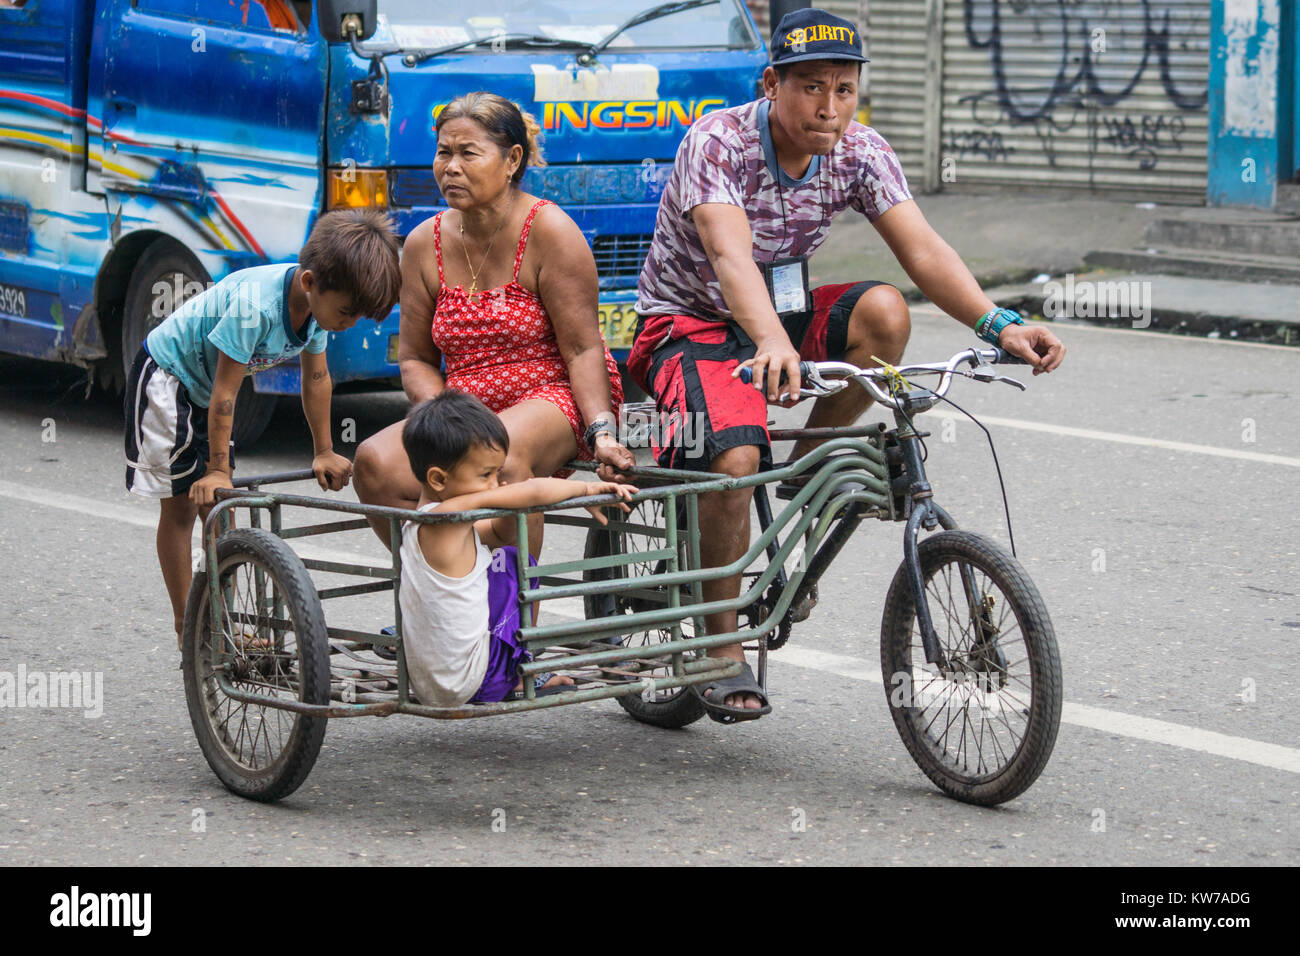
[[430, 199, 623, 471]]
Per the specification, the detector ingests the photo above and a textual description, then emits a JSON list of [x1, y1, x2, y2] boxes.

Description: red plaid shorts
[[625, 281, 887, 469]]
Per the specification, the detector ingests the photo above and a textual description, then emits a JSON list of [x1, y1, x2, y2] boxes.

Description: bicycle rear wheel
[[182, 528, 330, 802], [880, 530, 1061, 806], [583, 498, 706, 729]]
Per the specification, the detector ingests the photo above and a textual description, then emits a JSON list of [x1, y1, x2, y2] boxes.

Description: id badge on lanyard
[[760, 256, 810, 316]]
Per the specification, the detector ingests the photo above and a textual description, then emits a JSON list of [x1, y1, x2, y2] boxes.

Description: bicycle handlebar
[[736, 349, 1025, 401], [752, 346, 1028, 410], [736, 361, 817, 388]]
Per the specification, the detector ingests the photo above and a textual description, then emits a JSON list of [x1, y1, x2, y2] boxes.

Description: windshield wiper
[[401, 33, 589, 67], [577, 0, 721, 65]]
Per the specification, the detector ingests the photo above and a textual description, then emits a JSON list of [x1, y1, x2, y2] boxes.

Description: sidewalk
[[813, 189, 1299, 344]]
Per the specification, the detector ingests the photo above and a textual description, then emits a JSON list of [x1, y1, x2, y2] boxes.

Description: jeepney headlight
[[326, 167, 389, 208]]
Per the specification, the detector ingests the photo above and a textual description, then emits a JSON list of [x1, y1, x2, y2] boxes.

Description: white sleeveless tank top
[[398, 502, 492, 706]]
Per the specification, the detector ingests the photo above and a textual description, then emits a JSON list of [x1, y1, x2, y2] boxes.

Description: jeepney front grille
[[592, 234, 653, 289], [0, 201, 28, 254]]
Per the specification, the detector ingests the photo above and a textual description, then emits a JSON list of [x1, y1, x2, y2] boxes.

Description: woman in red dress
[[355, 93, 633, 554]]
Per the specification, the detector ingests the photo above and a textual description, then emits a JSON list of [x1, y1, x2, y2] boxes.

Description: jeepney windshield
[[369, 0, 758, 51]]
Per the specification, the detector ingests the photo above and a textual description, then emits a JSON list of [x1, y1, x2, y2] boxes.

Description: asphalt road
[[1, 311, 1297, 865]]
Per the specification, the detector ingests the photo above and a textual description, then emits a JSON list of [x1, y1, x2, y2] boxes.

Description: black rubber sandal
[[694, 662, 771, 724], [374, 625, 397, 661]]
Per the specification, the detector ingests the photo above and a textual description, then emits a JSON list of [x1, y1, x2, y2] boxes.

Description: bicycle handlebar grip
[[993, 347, 1029, 365], [738, 360, 817, 386]]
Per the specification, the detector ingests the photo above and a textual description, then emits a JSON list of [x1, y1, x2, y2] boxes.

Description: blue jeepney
[[0, 0, 766, 442]]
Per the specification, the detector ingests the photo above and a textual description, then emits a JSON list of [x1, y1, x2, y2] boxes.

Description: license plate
[[598, 302, 638, 350]]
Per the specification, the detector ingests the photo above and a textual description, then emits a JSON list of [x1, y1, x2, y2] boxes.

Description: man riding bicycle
[[625, 7, 1067, 723]]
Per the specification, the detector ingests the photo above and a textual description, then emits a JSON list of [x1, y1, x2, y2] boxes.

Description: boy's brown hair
[[299, 209, 401, 318]]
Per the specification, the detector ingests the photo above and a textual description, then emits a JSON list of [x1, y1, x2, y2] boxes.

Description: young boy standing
[[124, 209, 402, 645], [398, 391, 636, 706]]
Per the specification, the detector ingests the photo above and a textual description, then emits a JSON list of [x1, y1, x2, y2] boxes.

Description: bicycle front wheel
[[880, 530, 1061, 806]]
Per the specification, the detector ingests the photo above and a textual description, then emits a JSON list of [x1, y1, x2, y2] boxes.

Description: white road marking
[[5, 477, 1298, 773], [772, 646, 1300, 775], [0, 479, 386, 568], [1061, 702, 1300, 774], [975, 416, 1300, 468], [0, 479, 165, 532]]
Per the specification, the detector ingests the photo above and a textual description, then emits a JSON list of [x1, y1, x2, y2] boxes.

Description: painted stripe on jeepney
[[0, 89, 96, 124], [209, 192, 266, 258], [0, 127, 147, 183], [1, 90, 274, 258]]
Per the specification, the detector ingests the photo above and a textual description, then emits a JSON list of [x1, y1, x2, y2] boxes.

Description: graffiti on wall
[[955, 0, 1208, 172]]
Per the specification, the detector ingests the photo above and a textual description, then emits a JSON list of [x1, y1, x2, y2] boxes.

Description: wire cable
[[928, 387, 1017, 557]]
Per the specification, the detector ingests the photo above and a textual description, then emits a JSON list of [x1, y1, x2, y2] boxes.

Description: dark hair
[[435, 92, 547, 184], [299, 208, 401, 319], [402, 391, 510, 482]]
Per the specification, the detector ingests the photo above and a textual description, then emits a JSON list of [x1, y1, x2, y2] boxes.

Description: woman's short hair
[[435, 92, 547, 184]]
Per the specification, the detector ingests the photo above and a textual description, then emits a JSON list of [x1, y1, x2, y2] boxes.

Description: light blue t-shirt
[[145, 263, 328, 407]]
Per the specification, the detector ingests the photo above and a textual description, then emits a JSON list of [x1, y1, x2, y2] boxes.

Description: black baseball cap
[[770, 8, 867, 66]]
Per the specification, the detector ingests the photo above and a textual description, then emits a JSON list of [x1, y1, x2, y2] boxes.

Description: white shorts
[[123, 347, 232, 498]]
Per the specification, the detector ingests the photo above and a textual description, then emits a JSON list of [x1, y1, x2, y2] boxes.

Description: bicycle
[[182, 346, 1061, 806]]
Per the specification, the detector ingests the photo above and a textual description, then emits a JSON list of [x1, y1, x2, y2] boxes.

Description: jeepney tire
[[880, 531, 1061, 807], [121, 239, 279, 448], [583, 506, 707, 730], [182, 528, 330, 803]]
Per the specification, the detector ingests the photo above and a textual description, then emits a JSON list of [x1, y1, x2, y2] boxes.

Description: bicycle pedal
[[789, 585, 819, 623], [774, 481, 807, 501]]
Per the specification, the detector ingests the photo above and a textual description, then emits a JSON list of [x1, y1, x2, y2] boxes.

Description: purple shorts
[[469, 546, 538, 704]]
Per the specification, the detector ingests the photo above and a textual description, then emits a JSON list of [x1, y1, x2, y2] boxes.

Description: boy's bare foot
[[508, 672, 575, 700], [513, 673, 574, 692]]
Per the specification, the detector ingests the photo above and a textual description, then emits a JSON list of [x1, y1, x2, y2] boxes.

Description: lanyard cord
[[773, 160, 824, 254], [777, 175, 790, 247]]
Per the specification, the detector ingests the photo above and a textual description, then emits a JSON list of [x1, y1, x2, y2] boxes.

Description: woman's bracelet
[[583, 418, 617, 452]]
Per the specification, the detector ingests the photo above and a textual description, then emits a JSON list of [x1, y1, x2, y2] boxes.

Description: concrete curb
[[989, 288, 1300, 347]]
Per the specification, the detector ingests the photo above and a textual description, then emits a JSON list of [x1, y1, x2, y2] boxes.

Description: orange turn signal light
[[326, 167, 389, 208]]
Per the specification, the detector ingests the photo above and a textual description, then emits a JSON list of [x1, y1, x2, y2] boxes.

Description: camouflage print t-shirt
[[636, 98, 912, 319]]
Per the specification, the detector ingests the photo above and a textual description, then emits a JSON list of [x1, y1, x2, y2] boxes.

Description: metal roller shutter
[[749, 2, 867, 39], [863, 1, 929, 183], [938, 0, 1210, 196]]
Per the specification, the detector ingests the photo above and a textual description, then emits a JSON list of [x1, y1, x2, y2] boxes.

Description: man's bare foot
[[704, 649, 764, 709], [702, 686, 764, 710]]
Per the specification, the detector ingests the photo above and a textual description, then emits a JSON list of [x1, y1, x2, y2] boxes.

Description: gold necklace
[[459, 194, 514, 301]]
